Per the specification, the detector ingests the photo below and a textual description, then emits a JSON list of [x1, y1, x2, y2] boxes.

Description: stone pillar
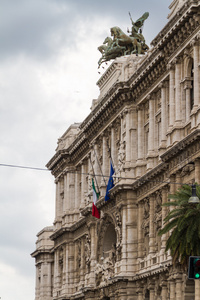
[[137, 106, 144, 161], [81, 162, 86, 208], [137, 291, 143, 300], [161, 187, 168, 261], [161, 281, 168, 300], [54, 251, 59, 291], [160, 82, 167, 149], [149, 195, 155, 254], [169, 277, 176, 300], [35, 264, 40, 300], [65, 244, 69, 293], [148, 95, 155, 156], [121, 205, 127, 274], [193, 41, 199, 110], [175, 58, 182, 125], [138, 201, 144, 258], [74, 168, 81, 210], [169, 64, 175, 129], [126, 192, 138, 273], [175, 275, 183, 300], [68, 242, 74, 292], [125, 109, 131, 163], [195, 280, 200, 300], [80, 238, 85, 285], [94, 143, 101, 189], [184, 81, 192, 122], [69, 171, 75, 210], [102, 135, 109, 186], [89, 223, 97, 285], [46, 262, 52, 299], [130, 106, 138, 164], [64, 172, 69, 212], [111, 126, 117, 167]]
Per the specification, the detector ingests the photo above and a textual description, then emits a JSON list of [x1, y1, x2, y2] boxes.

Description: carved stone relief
[[85, 234, 91, 273]]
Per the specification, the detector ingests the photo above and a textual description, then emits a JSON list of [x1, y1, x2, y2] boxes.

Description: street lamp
[[188, 184, 200, 204]]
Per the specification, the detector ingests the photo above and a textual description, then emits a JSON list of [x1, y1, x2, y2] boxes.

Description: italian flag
[[92, 178, 100, 219]]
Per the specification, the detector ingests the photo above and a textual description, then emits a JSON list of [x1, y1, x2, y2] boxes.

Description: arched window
[[103, 224, 117, 258]]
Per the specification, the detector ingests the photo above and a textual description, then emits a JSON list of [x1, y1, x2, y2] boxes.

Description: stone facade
[[32, 1, 200, 299]]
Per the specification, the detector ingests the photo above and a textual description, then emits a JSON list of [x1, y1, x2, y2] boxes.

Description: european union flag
[[105, 160, 115, 201]]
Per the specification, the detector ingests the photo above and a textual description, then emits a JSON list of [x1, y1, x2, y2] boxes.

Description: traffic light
[[188, 256, 200, 279]]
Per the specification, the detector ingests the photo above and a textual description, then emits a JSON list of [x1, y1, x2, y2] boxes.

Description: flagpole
[[106, 138, 115, 173], [89, 155, 100, 195], [93, 146, 107, 186]]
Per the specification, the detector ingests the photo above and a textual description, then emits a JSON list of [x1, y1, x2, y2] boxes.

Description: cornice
[[50, 217, 86, 240], [132, 162, 168, 191], [31, 248, 54, 258], [151, 0, 196, 47], [161, 129, 200, 162]]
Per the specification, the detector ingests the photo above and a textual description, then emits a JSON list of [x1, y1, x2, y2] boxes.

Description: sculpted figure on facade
[[98, 12, 149, 67], [117, 140, 125, 173], [85, 234, 91, 273]]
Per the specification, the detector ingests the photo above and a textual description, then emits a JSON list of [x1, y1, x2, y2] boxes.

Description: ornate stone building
[[32, 0, 200, 299]]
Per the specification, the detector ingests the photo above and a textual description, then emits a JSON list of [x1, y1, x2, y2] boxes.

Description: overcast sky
[[0, 1, 171, 299]]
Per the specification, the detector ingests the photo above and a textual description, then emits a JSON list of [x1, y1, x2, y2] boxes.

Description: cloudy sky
[[0, 0, 171, 299]]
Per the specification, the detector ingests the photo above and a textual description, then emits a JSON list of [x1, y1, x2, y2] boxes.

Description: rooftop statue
[[98, 12, 149, 68]]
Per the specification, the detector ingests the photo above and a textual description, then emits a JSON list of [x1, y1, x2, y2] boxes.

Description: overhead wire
[[0, 163, 197, 186]]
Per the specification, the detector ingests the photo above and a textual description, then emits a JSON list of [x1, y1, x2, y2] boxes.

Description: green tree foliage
[[158, 184, 200, 267]]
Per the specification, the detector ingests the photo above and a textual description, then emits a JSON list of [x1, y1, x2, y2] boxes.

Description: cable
[[0, 163, 49, 172], [0, 163, 197, 186]]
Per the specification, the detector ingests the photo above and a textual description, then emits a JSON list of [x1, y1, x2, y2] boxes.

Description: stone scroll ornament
[[98, 12, 149, 68]]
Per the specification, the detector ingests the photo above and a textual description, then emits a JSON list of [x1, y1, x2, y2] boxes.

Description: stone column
[[126, 192, 138, 273], [35, 264, 40, 300], [138, 201, 144, 258], [81, 162, 86, 208], [74, 168, 81, 210], [55, 180, 59, 218], [69, 171, 75, 210], [175, 58, 182, 125], [169, 276, 176, 300], [94, 143, 101, 188], [168, 64, 175, 129], [54, 251, 59, 291], [46, 262, 52, 298], [111, 126, 117, 167], [121, 205, 127, 274], [175, 275, 183, 300], [68, 242, 74, 292], [161, 187, 168, 261], [137, 291, 143, 300], [125, 109, 131, 163], [137, 106, 144, 161], [160, 82, 167, 149], [80, 238, 85, 286], [64, 172, 69, 212], [193, 40, 200, 110], [65, 244, 69, 294], [102, 134, 109, 186], [161, 281, 168, 300], [149, 195, 155, 255], [89, 223, 97, 285], [195, 280, 200, 300], [55, 179, 62, 229], [184, 81, 192, 122], [148, 94, 155, 156], [130, 106, 138, 164]]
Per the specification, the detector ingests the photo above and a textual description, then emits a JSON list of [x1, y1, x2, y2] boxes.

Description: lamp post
[[188, 184, 200, 204]]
